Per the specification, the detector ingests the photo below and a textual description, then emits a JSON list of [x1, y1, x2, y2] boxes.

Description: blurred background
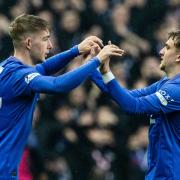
[[0, 0, 179, 179]]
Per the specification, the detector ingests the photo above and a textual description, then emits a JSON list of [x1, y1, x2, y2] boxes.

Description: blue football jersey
[[0, 57, 40, 179]]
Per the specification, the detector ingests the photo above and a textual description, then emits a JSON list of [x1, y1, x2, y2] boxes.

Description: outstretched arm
[[31, 58, 100, 93], [101, 72, 179, 114], [36, 36, 104, 75], [128, 82, 162, 97], [11, 43, 123, 96], [36, 46, 79, 75], [12, 58, 100, 96], [91, 69, 160, 96]]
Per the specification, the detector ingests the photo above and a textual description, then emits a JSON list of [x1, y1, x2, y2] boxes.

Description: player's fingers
[[91, 36, 104, 48], [108, 40, 112, 45], [109, 44, 124, 53], [111, 44, 121, 50], [111, 47, 124, 54], [88, 40, 95, 47], [94, 45, 101, 53], [91, 45, 99, 56], [110, 52, 124, 56]]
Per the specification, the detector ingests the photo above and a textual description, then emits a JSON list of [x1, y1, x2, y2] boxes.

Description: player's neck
[[13, 49, 34, 66], [167, 65, 180, 79]]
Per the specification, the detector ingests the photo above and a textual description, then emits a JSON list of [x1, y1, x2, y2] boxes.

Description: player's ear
[[25, 37, 32, 50], [176, 54, 180, 62]]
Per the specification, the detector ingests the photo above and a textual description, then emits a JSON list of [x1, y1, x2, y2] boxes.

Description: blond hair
[[9, 14, 50, 47]]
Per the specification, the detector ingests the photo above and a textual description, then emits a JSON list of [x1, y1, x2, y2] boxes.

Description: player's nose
[[159, 47, 164, 57], [48, 39, 53, 50]]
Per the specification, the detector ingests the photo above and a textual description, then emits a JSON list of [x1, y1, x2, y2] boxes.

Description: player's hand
[[83, 44, 102, 62], [78, 36, 103, 55], [96, 43, 124, 64], [99, 41, 111, 74]]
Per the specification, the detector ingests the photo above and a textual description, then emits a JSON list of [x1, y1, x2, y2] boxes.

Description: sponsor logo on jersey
[[25, 73, 40, 84], [155, 90, 174, 106]]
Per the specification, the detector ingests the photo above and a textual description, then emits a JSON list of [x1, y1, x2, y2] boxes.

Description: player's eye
[[43, 38, 48, 41], [42, 36, 50, 41], [165, 44, 170, 50]]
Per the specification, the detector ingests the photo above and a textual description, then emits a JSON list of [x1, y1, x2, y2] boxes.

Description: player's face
[[159, 38, 179, 72], [29, 29, 53, 64]]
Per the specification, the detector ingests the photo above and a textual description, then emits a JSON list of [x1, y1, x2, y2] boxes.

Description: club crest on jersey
[[25, 73, 40, 84], [155, 90, 174, 106]]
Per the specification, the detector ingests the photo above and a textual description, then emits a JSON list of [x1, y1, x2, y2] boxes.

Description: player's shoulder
[[1, 56, 22, 67], [0, 56, 28, 73], [0, 56, 39, 86], [159, 75, 180, 98], [168, 74, 180, 84], [1, 56, 36, 75]]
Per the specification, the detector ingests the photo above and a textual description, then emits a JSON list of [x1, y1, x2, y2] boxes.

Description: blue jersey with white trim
[[0, 55, 100, 179], [91, 71, 180, 180]]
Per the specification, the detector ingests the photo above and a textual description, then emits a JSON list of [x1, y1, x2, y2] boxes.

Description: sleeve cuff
[[70, 45, 80, 56], [102, 71, 115, 84]]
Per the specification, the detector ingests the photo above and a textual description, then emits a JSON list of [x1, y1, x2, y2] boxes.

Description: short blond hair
[[9, 14, 50, 47]]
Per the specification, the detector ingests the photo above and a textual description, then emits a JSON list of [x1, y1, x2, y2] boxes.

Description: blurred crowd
[[0, 0, 180, 179]]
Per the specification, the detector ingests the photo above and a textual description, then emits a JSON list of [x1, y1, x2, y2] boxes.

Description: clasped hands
[[78, 36, 124, 74]]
